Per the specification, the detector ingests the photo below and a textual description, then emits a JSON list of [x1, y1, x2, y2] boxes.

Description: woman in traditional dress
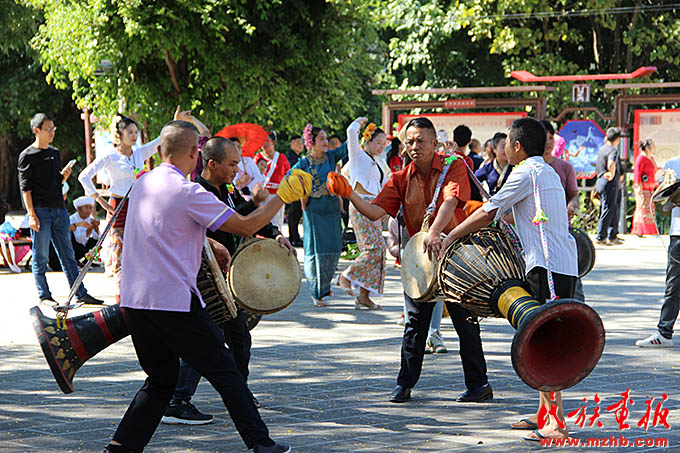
[[632, 139, 659, 236], [337, 118, 387, 309], [293, 125, 347, 307], [78, 109, 208, 302]]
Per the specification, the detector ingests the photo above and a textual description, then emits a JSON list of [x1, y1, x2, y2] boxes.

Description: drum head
[[569, 227, 595, 278], [229, 239, 301, 314], [400, 232, 438, 301]]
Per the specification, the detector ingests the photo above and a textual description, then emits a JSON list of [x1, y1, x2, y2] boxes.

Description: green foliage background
[[3, 0, 680, 209]]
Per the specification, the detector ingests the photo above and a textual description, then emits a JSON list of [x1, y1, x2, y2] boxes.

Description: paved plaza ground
[[1, 233, 679, 452]]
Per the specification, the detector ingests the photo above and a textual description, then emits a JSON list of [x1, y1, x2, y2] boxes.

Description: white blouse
[[78, 138, 160, 197], [346, 119, 385, 196], [236, 156, 266, 193]]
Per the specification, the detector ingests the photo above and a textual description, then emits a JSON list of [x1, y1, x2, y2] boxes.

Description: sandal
[[511, 418, 538, 430], [355, 296, 382, 310], [524, 429, 569, 442], [524, 430, 546, 442], [312, 298, 328, 307], [338, 275, 354, 297]]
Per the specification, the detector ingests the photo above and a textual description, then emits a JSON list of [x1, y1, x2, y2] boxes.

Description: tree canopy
[[26, 0, 384, 135], [3, 0, 680, 207]]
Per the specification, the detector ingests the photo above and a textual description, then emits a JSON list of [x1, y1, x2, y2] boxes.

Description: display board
[[556, 120, 605, 179], [633, 109, 680, 168], [397, 112, 527, 144]]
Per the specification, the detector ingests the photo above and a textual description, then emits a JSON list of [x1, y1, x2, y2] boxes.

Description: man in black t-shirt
[[595, 127, 623, 245], [17, 113, 103, 305]]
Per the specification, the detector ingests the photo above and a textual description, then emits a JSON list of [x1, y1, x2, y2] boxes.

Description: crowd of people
[[9, 107, 676, 452]]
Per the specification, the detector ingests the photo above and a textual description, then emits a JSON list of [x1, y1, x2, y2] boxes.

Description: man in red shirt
[[341, 117, 491, 404], [254, 131, 290, 228]]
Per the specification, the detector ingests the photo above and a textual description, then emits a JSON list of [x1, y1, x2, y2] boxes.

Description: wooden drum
[[197, 239, 239, 324], [438, 227, 525, 318]]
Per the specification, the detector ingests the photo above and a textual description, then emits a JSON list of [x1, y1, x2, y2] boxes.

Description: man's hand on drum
[[208, 238, 231, 272], [423, 229, 443, 262], [276, 234, 297, 257]]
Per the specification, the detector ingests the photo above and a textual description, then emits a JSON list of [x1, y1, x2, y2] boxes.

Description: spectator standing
[[18, 113, 103, 305], [386, 138, 404, 174], [631, 139, 659, 236], [474, 132, 512, 196], [254, 132, 290, 229], [595, 128, 624, 245], [468, 138, 484, 171], [286, 135, 304, 246]]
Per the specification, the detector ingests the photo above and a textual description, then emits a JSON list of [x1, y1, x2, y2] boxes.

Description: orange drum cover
[[228, 238, 301, 314], [400, 232, 440, 302]]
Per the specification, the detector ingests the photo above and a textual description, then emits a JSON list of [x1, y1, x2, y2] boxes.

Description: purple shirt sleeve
[[185, 183, 235, 232]]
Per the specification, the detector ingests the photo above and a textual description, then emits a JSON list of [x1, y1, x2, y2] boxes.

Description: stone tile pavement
[[0, 235, 679, 452]]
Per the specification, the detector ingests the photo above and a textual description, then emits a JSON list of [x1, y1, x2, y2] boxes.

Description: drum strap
[[422, 159, 453, 230], [529, 165, 557, 301]]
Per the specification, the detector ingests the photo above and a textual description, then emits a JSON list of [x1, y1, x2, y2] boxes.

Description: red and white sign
[[633, 109, 680, 168]]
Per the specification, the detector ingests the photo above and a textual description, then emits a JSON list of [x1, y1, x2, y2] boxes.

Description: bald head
[[202, 136, 239, 164], [160, 120, 199, 157]]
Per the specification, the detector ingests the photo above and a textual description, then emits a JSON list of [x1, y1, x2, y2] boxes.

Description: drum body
[[437, 227, 605, 391], [229, 238, 301, 314], [438, 227, 525, 317], [400, 231, 441, 302], [197, 239, 239, 324], [569, 227, 595, 278]]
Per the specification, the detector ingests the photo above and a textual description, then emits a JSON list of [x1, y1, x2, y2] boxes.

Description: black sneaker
[[253, 441, 291, 453], [161, 401, 213, 425], [77, 294, 105, 305]]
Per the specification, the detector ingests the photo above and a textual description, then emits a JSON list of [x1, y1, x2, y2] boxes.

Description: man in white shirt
[[69, 196, 100, 263], [440, 117, 578, 442], [636, 156, 680, 348]]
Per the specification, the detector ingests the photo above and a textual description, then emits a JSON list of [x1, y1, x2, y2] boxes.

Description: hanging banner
[[634, 109, 680, 168], [556, 120, 605, 179], [397, 112, 527, 145]]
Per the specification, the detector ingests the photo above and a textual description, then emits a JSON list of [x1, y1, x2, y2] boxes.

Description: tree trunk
[[164, 50, 182, 96], [0, 131, 24, 210]]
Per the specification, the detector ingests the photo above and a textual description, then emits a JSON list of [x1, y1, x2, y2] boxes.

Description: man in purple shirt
[[105, 121, 308, 453]]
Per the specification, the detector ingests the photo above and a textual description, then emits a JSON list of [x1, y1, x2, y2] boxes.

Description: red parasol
[[216, 123, 268, 158]]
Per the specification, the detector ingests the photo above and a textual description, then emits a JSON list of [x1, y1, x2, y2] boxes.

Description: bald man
[[163, 136, 295, 424], [105, 121, 300, 453]]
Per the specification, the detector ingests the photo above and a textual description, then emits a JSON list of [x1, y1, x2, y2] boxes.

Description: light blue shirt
[[483, 156, 578, 277], [664, 156, 680, 236]]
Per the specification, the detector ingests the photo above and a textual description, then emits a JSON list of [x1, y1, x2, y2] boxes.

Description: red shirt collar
[[406, 153, 444, 179]]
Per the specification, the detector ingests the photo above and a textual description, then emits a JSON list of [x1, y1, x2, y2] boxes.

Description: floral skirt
[[631, 185, 658, 236], [341, 201, 386, 297]]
